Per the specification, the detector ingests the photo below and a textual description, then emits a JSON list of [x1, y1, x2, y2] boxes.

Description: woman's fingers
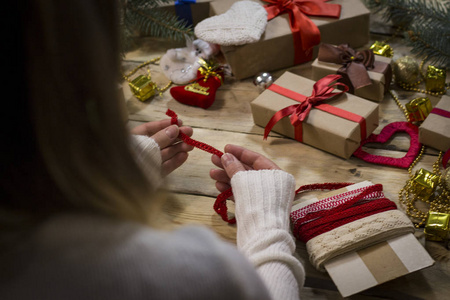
[[161, 152, 189, 177], [160, 141, 194, 163], [215, 181, 231, 193], [224, 144, 280, 171], [210, 168, 230, 183], [211, 154, 223, 169], [131, 119, 182, 136], [221, 153, 247, 178]]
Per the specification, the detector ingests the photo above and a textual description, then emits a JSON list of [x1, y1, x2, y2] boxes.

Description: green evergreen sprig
[[120, 0, 194, 53], [364, 0, 450, 68]]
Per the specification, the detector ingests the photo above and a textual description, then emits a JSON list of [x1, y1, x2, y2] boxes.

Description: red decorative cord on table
[[166, 109, 397, 234], [291, 183, 397, 243], [166, 109, 235, 223]]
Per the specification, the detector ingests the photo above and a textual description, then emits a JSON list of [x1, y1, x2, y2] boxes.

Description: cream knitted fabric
[[231, 169, 305, 300], [194, 1, 268, 46], [130, 135, 162, 188], [306, 209, 415, 271]]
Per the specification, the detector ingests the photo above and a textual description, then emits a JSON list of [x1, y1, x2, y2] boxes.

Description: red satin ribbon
[[263, 0, 341, 64], [431, 107, 450, 118], [430, 108, 449, 168], [264, 74, 367, 143], [443, 148, 450, 169]]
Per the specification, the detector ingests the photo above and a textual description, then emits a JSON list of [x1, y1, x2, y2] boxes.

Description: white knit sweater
[[0, 136, 304, 300]]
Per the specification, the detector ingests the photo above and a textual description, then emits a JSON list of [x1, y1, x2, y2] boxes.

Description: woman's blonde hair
[[1, 0, 158, 241]]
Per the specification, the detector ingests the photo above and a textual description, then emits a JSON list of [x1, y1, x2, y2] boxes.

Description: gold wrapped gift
[[411, 168, 440, 200], [405, 97, 432, 122], [424, 211, 450, 241], [369, 41, 394, 58], [425, 65, 447, 92], [129, 75, 157, 101]]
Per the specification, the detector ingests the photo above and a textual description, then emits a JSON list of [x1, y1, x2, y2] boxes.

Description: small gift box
[[311, 43, 392, 102], [211, 0, 370, 80], [129, 75, 157, 101], [410, 168, 439, 201], [424, 211, 450, 242], [159, 0, 212, 26], [425, 65, 447, 93], [419, 95, 450, 152], [405, 97, 432, 122], [251, 72, 379, 158]]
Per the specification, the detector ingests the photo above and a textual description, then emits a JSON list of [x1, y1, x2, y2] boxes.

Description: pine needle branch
[[120, 0, 194, 53], [363, 0, 450, 68]]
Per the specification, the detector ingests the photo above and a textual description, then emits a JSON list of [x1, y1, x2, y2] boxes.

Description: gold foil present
[[425, 65, 446, 92], [424, 211, 450, 241], [369, 41, 394, 58], [405, 97, 432, 122], [129, 75, 157, 101], [411, 168, 439, 200]]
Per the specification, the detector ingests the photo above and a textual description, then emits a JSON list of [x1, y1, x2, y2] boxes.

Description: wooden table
[[122, 20, 449, 299]]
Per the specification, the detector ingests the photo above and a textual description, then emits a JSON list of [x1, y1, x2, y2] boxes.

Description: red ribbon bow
[[264, 74, 349, 140], [263, 0, 341, 64]]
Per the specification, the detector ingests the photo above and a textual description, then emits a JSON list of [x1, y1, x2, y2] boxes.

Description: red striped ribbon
[[291, 183, 397, 243]]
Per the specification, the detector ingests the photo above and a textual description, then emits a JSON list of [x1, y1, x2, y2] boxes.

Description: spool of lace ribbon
[[291, 181, 415, 271]]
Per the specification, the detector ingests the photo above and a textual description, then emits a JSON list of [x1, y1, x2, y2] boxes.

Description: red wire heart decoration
[[353, 121, 421, 168]]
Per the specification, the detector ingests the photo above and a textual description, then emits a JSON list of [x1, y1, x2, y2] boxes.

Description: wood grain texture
[[123, 26, 449, 300]]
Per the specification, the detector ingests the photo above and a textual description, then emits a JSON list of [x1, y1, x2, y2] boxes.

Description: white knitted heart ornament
[[194, 1, 268, 46]]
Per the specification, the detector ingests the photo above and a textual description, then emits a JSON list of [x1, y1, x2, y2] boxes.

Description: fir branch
[[364, 0, 450, 68], [365, 0, 448, 25], [120, 0, 194, 53], [406, 24, 450, 68], [128, 5, 193, 39]]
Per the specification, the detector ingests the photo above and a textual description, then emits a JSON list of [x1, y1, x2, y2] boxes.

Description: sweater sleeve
[[231, 169, 305, 300], [129, 135, 162, 187]]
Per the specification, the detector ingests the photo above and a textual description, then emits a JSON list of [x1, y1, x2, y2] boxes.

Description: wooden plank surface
[[122, 20, 449, 300]]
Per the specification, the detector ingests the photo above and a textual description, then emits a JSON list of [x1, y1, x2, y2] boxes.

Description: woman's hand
[[210, 144, 281, 193], [131, 119, 194, 176]]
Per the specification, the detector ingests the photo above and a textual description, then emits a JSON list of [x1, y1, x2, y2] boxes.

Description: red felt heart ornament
[[353, 121, 421, 168]]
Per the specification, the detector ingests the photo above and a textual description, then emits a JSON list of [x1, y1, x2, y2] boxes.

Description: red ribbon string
[[167, 109, 224, 157], [263, 0, 341, 64], [443, 148, 450, 169], [166, 109, 375, 229], [295, 182, 353, 194], [427, 108, 449, 168], [166, 109, 236, 223], [264, 74, 367, 143], [431, 107, 450, 119], [291, 183, 397, 243]]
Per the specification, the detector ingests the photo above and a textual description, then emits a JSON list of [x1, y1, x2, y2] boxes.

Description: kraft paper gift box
[[251, 72, 379, 159], [419, 95, 450, 152], [159, 0, 212, 26], [210, 0, 370, 80], [311, 43, 393, 102]]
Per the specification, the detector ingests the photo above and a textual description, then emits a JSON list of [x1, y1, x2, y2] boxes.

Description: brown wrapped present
[[159, 0, 211, 26], [251, 72, 379, 158], [311, 43, 392, 102], [211, 0, 370, 80], [419, 96, 450, 152]]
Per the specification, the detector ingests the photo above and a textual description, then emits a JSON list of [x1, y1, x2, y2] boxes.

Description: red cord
[[291, 184, 397, 243], [166, 109, 235, 223], [166, 110, 396, 233]]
